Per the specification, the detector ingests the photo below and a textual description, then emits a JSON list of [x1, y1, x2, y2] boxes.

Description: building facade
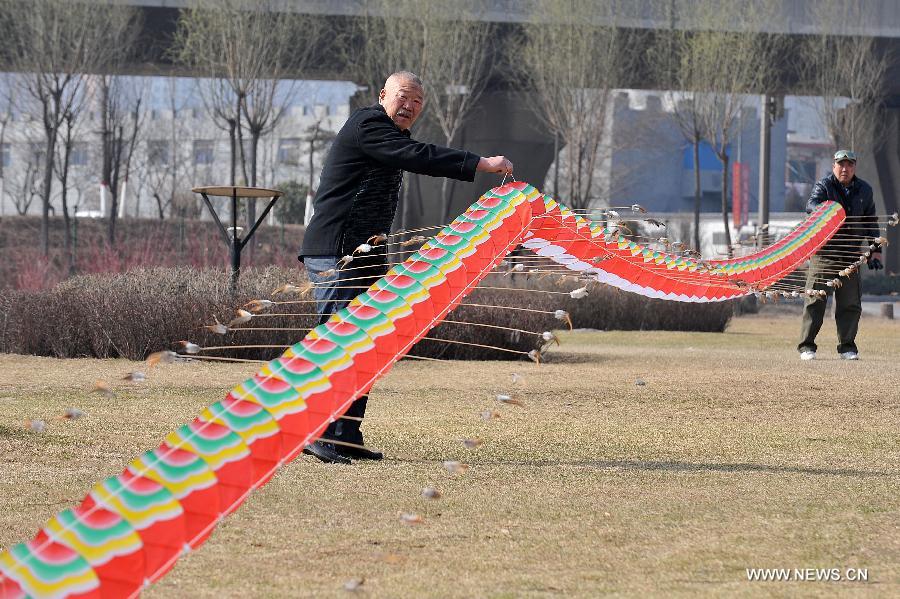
[[0, 77, 352, 222]]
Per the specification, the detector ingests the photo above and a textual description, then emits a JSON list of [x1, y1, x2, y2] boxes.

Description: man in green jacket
[[798, 150, 881, 361]]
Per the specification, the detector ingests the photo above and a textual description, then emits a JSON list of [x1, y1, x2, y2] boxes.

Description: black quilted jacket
[[300, 104, 480, 260]]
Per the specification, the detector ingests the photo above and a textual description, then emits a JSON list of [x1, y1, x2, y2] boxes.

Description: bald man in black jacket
[[300, 71, 513, 464]]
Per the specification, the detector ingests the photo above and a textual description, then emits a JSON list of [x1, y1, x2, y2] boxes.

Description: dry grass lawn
[[1, 310, 899, 597]]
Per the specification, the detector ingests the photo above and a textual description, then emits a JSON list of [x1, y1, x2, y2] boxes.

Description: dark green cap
[[833, 150, 857, 163]]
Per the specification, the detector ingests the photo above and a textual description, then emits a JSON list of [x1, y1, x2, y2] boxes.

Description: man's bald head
[[385, 71, 423, 90], [379, 71, 425, 130]]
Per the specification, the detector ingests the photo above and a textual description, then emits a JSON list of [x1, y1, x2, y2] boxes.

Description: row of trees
[[516, 0, 887, 254], [338, 0, 889, 254], [0, 0, 141, 269], [0, 0, 333, 268], [0, 0, 890, 267]]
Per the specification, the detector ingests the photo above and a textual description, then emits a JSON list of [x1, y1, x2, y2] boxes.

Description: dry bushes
[[419, 276, 734, 360], [0, 266, 734, 362], [561, 282, 735, 333], [0, 266, 315, 360]]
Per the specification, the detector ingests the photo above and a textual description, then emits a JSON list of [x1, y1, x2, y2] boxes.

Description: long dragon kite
[[0, 182, 848, 598]]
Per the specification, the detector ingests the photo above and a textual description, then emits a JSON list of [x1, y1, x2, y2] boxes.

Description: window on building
[[148, 140, 170, 166], [193, 140, 214, 165], [70, 143, 89, 166], [0, 143, 9, 168], [277, 138, 301, 165]]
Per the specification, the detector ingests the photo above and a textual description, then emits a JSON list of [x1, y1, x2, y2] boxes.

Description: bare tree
[[9, 155, 42, 216], [89, 4, 144, 244], [673, 92, 707, 252], [302, 118, 336, 196], [517, 0, 634, 211], [96, 75, 145, 244], [802, 1, 888, 152], [0, 75, 12, 216], [53, 110, 80, 272], [684, 2, 781, 257], [134, 148, 168, 219], [351, 0, 496, 223], [1, 0, 134, 256], [132, 79, 190, 220], [648, 12, 708, 252], [174, 0, 327, 233]]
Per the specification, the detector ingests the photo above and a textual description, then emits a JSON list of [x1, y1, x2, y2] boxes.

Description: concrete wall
[[873, 107, 900, 272]]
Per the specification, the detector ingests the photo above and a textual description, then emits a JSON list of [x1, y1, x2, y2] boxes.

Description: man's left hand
[[868, 251, 884, 270]]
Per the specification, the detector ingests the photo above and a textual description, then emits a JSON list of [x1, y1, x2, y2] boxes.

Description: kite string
[[14, 191, 888, 588]]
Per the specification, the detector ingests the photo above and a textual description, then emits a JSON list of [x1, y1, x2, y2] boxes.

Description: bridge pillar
[[399, 90, 555, 231], [872, 105, 900, 273]]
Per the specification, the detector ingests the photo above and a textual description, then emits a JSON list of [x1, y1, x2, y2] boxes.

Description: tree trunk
[[100, 81, 116, 245], [692, 139, 701, 253], [440, 176, 454, 223], [249, 131, 259, 188], [154, 192, 165, 220], [168, 91, 178, 217], [235, 95, 249, 185], [60, 167, 74, 274], [307, 132, 316, 196], [553, 130, 559, 198], [59, 121, 75, 274], [108, 125, 124, 245], [228, 119, 236, 186], [40, 130, 57, 257], [247, 130, 260, 261], [720, 153, 732, 258], [227, 118, 236, 228]]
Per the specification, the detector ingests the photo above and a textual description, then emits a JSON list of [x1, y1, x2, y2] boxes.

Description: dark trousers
[[798, 256, 862, 354], [303, 255, 387, 445]]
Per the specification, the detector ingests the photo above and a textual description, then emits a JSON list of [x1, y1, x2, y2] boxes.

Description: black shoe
[[339, 445, 384, 461], [302, 441, 351, 465]]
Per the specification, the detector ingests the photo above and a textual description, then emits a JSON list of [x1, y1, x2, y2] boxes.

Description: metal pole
[[758, 94, 772, 229], [231, 188, 239, 294], [553, 131, 559, 198]]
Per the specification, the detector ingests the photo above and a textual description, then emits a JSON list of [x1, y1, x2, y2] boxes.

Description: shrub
[[273, 180, 310, 225], [0, 266, 315, 360], [0, 266, 733, 363], [862, 273, 900, 296]]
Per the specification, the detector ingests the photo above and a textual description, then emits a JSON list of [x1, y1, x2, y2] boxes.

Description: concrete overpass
[[108, 0, 900, 91], [55, 1, 900, 267]]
